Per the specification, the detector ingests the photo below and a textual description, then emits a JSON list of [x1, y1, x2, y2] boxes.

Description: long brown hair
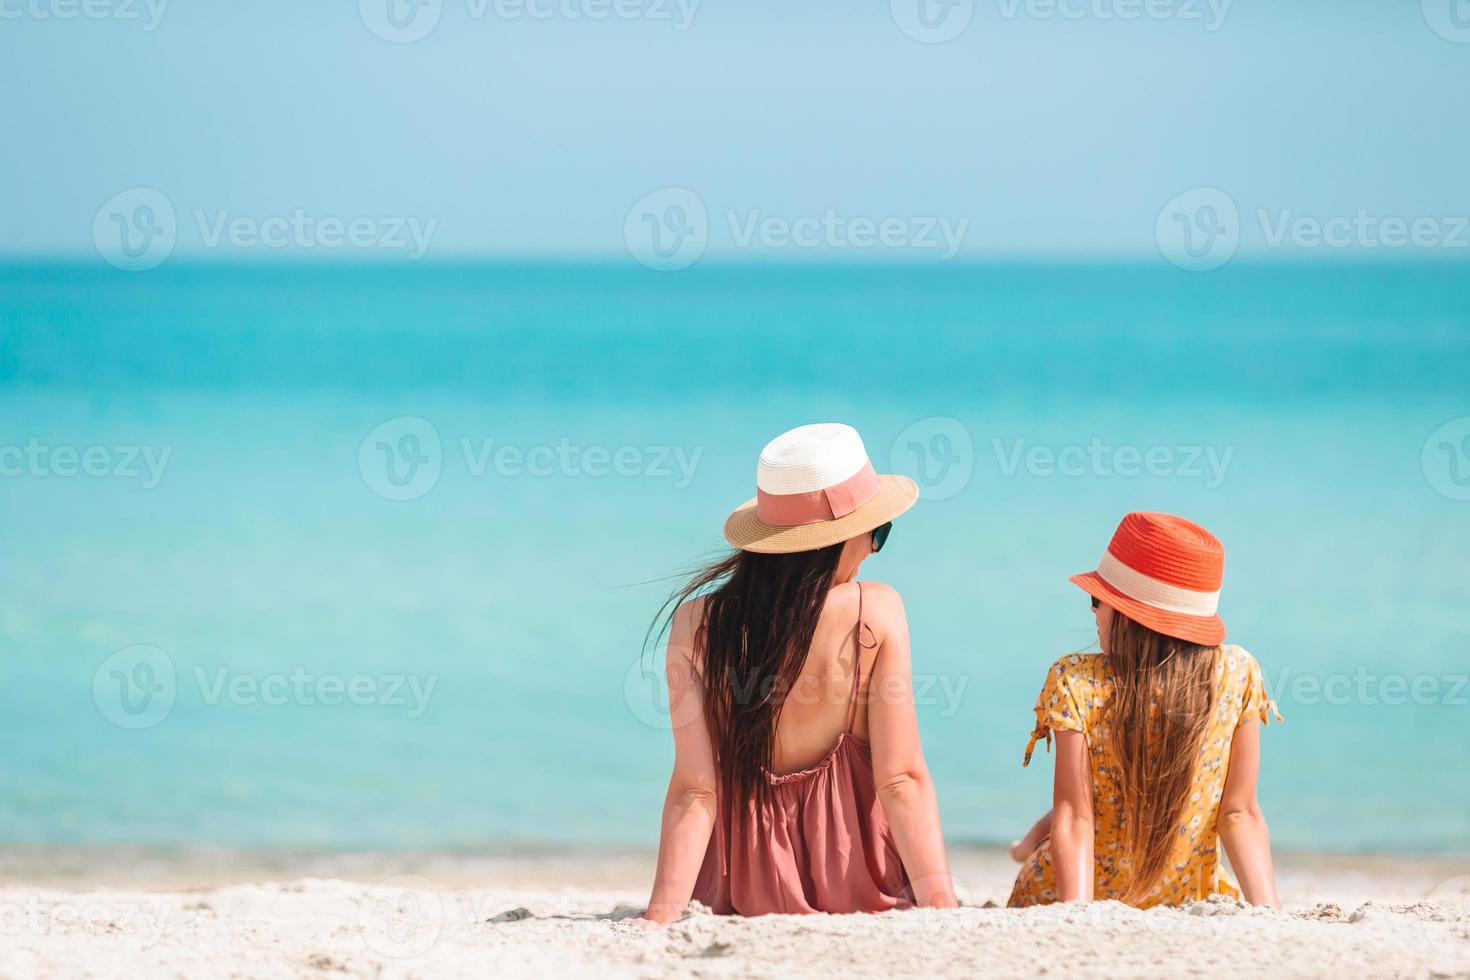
[[650, 544, 843, 801], [1102, 610, 1220, 903]]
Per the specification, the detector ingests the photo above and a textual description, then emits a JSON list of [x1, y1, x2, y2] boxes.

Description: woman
[[1008, 511, 1282, 908], [639, 422, 957, 923]]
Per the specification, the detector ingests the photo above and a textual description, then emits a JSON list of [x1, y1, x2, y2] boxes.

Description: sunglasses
[[870, 522, 894, 554], [1090, 596, 1101, 610]]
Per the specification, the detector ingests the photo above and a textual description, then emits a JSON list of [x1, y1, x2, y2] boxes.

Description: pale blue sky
[[2, 0, 1468, 260]]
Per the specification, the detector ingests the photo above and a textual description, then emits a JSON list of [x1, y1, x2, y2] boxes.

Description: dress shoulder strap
[[845, 582, 878, 733]]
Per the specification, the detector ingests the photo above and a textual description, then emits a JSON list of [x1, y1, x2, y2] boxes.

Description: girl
[[1009, 511, 1282, 909], [638, 423, 957, 922]]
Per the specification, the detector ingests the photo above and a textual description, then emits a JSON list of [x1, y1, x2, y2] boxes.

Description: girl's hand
[[629, 915, 668, 931], [1010, 810, 1053, 862]]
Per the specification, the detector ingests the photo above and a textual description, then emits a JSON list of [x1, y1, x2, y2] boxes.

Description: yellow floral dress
[[1008, 644, 1281, 909]]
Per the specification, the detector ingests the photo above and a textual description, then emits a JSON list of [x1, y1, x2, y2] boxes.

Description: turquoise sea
[[1, 261, 1467, 860]]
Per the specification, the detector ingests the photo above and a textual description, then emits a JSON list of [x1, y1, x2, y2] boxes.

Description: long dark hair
[[650, 544, 844, 801], [1102, 610, 1220, 903]]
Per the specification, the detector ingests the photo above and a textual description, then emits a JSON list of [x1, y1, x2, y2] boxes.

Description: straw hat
[[723, 423, 918, 554], [1070, 512, 1226, 646]]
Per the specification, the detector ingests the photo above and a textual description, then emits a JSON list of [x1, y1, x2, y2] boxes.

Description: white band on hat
[[1095, 550, 1221, 616], [756, 423, 870, 495]]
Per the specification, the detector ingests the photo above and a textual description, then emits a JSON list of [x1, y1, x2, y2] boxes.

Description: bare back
[[769, 580, 878, 772], [770, 578, 882, 769], [684, 580, 881, 775]]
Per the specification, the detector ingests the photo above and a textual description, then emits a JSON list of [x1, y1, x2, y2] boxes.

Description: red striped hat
[[1070, 512, 1226, 646]]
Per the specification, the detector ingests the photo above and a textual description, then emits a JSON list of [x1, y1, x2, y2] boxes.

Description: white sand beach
[[4, 848, 1468, 979]]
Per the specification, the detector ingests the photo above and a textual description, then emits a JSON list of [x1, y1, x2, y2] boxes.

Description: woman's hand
[[640, 601, 720, 925], [629, 913, 671, 930], [865, 585, 959, 911]]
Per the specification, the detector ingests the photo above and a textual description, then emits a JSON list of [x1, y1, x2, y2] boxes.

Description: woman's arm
[[1217, 717, 1281, 908], [1050, 730, 1094, 902], [865, 585, 958, 908], [641, 602, 719, 924]]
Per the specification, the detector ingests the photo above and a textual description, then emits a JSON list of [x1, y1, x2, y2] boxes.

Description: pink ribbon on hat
[[755, 462, 880, 526]]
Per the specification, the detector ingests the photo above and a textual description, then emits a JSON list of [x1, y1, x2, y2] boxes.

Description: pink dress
[[691, 584, 916, 915]]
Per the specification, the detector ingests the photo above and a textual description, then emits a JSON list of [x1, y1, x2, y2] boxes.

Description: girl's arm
[[865, 585, 959, 908], [1050, 730, 1094, 901], [641, 602, 719, 925], [1217, 717, 1281, 908], [1009, 809, 1053, 861]]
